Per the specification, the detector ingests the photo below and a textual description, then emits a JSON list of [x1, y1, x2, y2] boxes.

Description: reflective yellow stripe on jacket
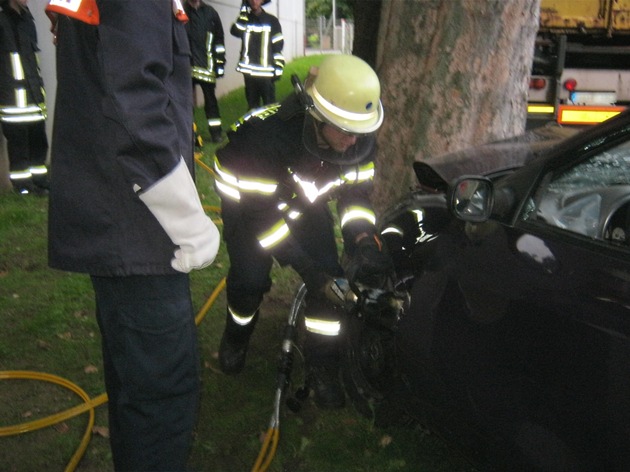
[[0, 53, 47, 123], [213, 156, 278, 201]]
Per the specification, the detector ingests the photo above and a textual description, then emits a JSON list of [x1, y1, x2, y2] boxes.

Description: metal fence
[[305, 17, 354, 54]]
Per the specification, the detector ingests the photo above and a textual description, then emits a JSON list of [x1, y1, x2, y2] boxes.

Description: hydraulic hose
[[252, 284, 307, 472], [0, 277, 226, 472], [0, 371, 107, 472]]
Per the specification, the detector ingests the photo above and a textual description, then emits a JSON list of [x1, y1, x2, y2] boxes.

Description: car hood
[[413, 125, 578, 192]]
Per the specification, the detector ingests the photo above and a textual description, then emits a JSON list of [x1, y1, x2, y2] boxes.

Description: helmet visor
[[303, 114, 376, 166]]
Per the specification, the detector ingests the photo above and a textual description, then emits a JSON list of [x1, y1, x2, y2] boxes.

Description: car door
[[448, 135, 630, 471]]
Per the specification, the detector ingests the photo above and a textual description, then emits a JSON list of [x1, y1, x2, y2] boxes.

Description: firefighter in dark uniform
[[0, 0, 49, 195], [231, 0, 284, 110], [214, 54, 394, 409], [184, 0, 226, 143], [45, 1, 220, 469]]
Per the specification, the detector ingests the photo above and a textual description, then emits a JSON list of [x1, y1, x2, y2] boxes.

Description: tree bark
[[371, 0, 540, 213]]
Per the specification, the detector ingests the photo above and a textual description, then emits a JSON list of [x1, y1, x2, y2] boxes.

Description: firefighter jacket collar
[[46, 0, 100, 25]]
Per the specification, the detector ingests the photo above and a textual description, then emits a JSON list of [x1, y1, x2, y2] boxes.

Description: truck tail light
[[563, 78, 577, 92], [529, 78, 546, 90]]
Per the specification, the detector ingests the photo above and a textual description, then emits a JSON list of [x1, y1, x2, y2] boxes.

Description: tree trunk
[[371, 0, 540, 213], [351, 0, 383, 68]]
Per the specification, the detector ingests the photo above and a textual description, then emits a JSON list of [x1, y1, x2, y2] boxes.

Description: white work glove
[[138, 157, 220, 273]]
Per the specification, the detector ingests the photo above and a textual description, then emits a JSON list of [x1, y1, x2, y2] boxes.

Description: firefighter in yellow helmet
[[214, 54, 394, 408]]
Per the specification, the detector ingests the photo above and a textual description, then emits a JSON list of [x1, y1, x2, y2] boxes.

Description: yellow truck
[[528, 0, 630, 127]]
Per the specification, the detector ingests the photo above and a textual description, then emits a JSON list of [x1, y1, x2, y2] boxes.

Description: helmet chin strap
[[291, 74, 314, 111]]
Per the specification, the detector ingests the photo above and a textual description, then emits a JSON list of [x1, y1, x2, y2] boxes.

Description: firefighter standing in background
[[184, 0, 226, 143], [46, 0, 220, 469], [214, 54, 395, 409], [231, 0, 284, 110], [0, 0, 49, 195]]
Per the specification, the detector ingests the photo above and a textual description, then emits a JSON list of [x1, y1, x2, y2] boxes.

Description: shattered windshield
[[527, 140, 630, 238]]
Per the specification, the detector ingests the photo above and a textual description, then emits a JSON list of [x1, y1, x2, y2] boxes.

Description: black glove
[[275, 235, 346, 306], [345, 234, 395, 289], [299, 265, 346, 307]]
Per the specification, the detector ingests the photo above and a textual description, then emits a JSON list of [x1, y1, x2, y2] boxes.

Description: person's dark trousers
[[222, 198, 342, 339], [286, 202, 344, 363], [243, 75, 276, 110], [222, 199, 274, 318], [91, 274, 201, 472], [2, 120, 49, 188], [194, 80, 222, 140]]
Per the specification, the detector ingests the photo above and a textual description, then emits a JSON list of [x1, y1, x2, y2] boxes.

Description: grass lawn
[[0, 55, 476, 472]]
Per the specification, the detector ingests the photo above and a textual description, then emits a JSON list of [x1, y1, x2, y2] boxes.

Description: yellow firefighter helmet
[[305, 55, 384, 134]]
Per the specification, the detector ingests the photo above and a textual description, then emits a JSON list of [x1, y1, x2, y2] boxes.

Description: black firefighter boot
[[210, 125, 223, 144], [305, 333, 345, 409], [219, 309, 258, 375]]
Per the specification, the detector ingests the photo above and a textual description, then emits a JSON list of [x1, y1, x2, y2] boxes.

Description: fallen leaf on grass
[[54, 422, 70, 433], [379, 435, 393, 447], [204, 360, 223, 375], [299, 436, 311, 452], [92, 425, 109, 438], [342, 417, 358, 426], [73, 310, 89, 319]]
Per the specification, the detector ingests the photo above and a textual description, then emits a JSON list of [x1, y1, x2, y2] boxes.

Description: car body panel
[[378, 110, 630, 471]]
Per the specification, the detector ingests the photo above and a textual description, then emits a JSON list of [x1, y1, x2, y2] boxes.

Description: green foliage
[[0, 55, 475, 472], [307, 33, 320, 48], [306, 0, 353, 20]]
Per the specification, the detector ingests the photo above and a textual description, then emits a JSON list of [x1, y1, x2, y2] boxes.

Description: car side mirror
[[448, 176, 494, 223]]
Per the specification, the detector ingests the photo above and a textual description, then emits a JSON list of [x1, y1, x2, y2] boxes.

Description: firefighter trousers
[[91, 273, 200, 471], [2, 120, 48, 188], [222, 199, 344, 360], [193, 80, 221, 135], [243, 74, 276, 110]]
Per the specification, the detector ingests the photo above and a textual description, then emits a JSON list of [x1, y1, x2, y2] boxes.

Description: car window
[[522, 139, 630, 245]]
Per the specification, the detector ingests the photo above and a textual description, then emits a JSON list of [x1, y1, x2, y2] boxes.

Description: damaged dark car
[[346, 110, 630, 472]]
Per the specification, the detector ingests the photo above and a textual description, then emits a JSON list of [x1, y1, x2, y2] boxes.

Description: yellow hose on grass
[[0, 276, 226, 472]]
